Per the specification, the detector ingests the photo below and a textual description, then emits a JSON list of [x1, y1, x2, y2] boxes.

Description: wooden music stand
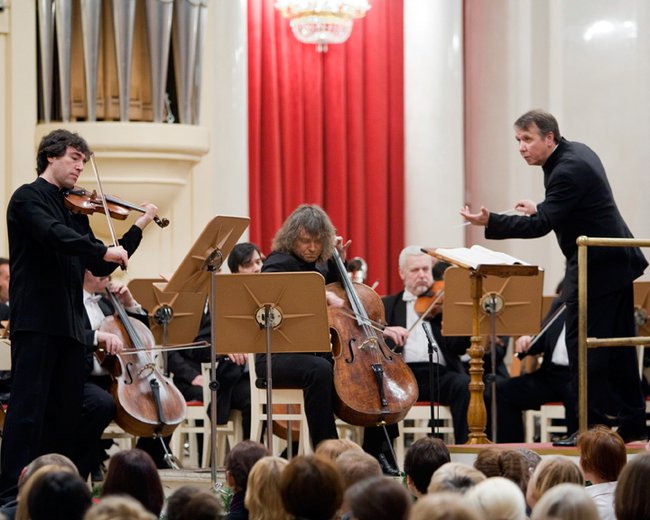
[[424, 246, 541, 444], [213, 272, 330, 450], [634, 281, 650, 337]]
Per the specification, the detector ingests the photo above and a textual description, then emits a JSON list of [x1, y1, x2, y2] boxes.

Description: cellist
[[0, 129, 157, 500]]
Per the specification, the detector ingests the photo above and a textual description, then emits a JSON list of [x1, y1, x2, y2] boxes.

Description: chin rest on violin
[[414, 280, 445, 319]]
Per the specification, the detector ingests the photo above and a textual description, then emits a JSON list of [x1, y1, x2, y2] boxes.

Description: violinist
[[381, 246, 473, 444], [0, 129, 157, 498]]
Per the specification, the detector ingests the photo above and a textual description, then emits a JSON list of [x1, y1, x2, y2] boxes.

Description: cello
[[98, 290, 187, 437], [327, 250, 418, 427]]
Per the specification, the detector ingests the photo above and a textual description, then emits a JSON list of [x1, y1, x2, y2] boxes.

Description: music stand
[[213, 272, 330, 451], [634, 281, 650, 338], [426, 247, 541, 443]]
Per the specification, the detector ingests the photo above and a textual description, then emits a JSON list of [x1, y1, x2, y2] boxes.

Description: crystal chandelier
[[275, 0, 371, 52]]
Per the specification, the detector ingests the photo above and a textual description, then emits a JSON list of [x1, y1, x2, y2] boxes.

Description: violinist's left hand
[[383, 326, 409, 347], [334, 236, 352, 261], [134, 202, 158, 230]]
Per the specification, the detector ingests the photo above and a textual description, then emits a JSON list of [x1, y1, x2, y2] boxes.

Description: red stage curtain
[[248, 0, 404, 293]]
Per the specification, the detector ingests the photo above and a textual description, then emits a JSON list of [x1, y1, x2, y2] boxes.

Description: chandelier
[[275, 0, 371, 52]]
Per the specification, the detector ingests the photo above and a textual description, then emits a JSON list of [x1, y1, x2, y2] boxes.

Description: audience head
[[404, 437, 451, 496], [410, 492, 481, 520], [398, 246, 434, 296], [272, 204, 336, 263], [228, 243, 264, 274], [614, 452, 650, 520], [245, 456, 290, 520], [577, 425, 626, 483], [18, 452, 78, 488], [474, 447, 530, 494], [428, 462, 486, 495], [466, 477, 526, 520], [334, 449, 382, 491], [530, 482, 599, 520], [181, 491, 224, 520], [280, 455, 343, 520], [345, 476, 412, 520], [84, 495, 157, 520], [165, 485, 202, 520], [526, 456, 583, 509], [27, 469, 91, 520], [225, 440, 270, 493], [101, 448, 164, 516], [315, 438, 363, 462], [515, 447, 542, 476], [16, 465, 81, 520]]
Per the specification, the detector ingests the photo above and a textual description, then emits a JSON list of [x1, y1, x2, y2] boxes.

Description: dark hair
[[166, 485, 202, 520], [182, 491, 224, 520], [280, 455, 343, 520], [27, 471, 91, 520], [271, 204, 336, 263], [101, 449, 165, 516], [404, 437, 450, 494], [0, 258, 8, 267], [346, 476, 412, 520], [514, 109, 561, 144], [227, 242, 262, 273], [615, 453, 650, 520], [577, 425, 626, 482], [473, 448, 530, 494], [431, 261, 451, 281], [225, 440, 270, 491], [36, 129, 91, 175]]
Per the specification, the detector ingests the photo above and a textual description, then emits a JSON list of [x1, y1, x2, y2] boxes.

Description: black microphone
[[422, 323, 438, 353]]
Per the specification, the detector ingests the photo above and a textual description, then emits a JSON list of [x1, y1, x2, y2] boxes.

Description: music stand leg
[[487, 299, 498, 443], [467, 273, 489, 444], [209, 269, 220, 487]]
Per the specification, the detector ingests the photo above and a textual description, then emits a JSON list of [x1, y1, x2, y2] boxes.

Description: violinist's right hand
[[104, 245, 129, 268], [383, 326, 409, 347], [514, 335, 532, 355], [97, 330, 124, 355]]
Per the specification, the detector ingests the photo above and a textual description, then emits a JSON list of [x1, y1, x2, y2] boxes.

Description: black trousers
[[256, 353, 338, 448], [0, 332, 85, 492]]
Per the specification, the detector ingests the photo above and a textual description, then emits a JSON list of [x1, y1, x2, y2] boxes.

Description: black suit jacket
[[382, 291, 468, 373], [486, 138, 647, 301]]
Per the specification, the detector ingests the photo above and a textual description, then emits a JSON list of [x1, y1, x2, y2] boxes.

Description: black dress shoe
[[552, 431, 579, 447], [377, 453, 401, 477]]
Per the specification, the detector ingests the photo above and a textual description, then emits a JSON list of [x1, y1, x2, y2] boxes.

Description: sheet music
[[435, 245, 531, 269]]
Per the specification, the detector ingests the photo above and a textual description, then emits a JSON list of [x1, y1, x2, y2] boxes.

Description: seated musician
[[167, 242, 261, 440], [380, 246, 473, 444]]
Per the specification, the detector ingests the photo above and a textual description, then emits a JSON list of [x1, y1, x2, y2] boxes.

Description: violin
[[63, 186, 170, 228], [414, 280, 445, 319]]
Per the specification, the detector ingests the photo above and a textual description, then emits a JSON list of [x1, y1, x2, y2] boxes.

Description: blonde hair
[[245, 456, 290, 520], [466, 477, 526, 520], [527, 456, 584, 508], [410, 492, 481, 520], [428, 462, 486, 495], [84, 496, 157, 520], [315, 438, 362, 462], [531, 483, 599, 520], [16, 464, 76, 520]]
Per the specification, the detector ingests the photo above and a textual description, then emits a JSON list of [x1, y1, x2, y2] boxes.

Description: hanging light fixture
[[275, 0, 371, 53]]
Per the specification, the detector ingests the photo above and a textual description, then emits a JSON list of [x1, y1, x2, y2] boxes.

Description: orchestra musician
[[0, 129, 157, 498]]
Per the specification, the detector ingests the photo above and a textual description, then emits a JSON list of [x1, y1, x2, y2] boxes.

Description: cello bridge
[[358, 338, 379, 351], [138, 363, 156, 378]]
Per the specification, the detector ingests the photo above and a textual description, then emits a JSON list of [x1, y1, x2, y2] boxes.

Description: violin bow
[[98, 340, 211, 356], [514, 303, 566, 359], [407, 290, 445, 334]]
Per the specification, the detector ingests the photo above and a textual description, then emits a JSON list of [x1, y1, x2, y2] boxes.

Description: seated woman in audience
[[474, 447, 530, 495], [410, 492, 481, 520], [334, 451, 382, 520], [526, 456, 584, 510], [530, 483, 599, 520], [314, 438, 362, 462], [345, 476, 411, 520], [245, 456, 290, 520], [279, 455, 343, 520], [225, 440, 269, 520], [16, 465, 86, 520], [165, 485, 202, 520], [427, 462, 486, 495], [101, 449, 164, 518], [466, 477, 526, 520], [27, 469, 90, 520], [404, 437, 451, 499], [84, 495, 157, 520], [577, 425, 626, 520], [614, 452, 650, 520]]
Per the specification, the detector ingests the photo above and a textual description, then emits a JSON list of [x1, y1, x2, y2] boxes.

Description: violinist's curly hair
[[271, 204, 336, 263], [36, 129, 91, 175]]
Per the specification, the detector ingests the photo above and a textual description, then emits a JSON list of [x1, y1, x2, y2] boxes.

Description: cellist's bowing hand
[[383, 326, 409, 347], [334, 236, 352, 261], [226, 353, 247, 365], [97, 331, 125, 355], [134, 202, 158, 230], [104, 245, 129, 268], [326, 290, 345, 308], [460, 205, 490, 227]]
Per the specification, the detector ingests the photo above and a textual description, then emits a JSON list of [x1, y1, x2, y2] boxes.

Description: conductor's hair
[[36, 129, 91, 175], [514, 109, 561, 144]]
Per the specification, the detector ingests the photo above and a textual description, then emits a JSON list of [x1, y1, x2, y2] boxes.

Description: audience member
[[101, 449, 164, 517], [404, 437, 450, 498], [526, 456, 584, 510], [83, 495, 156, 520], [15, 465, 77, 520], [428, 462, 486, 495], [466, 477, 526, 520], [345, 476, 411, 520], [182, 492, 224, 520], [577, 426, 626, 520], [614, 452, 650, 520], [314, 439, 362, 462], [245, 456, 290, 520], [333, 450, 382, 519], [165, 485, 202, 520], [531, 483, 599, 520], [515, 447, 542, 477], [279, 455, 343, 520], [473, 447, 530, 494], [224, 440, 269, 520], [27, 470, 91, 520], [410, 492, 481, 520]]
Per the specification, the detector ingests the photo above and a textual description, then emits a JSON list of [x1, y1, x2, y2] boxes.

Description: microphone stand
[[422, 323, 439, 437]]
